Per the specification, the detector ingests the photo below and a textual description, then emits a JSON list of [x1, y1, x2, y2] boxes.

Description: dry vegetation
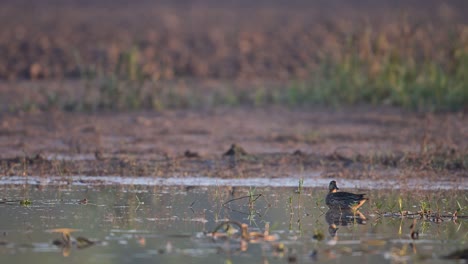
[[0, 0, 467, 111], [0, 0, 465, 80]]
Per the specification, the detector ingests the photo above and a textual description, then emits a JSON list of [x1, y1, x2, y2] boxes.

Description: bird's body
[[325, 181, 368, 210]]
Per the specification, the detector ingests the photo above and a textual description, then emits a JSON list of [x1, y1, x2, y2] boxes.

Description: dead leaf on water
[[362, 239, 387, 246]]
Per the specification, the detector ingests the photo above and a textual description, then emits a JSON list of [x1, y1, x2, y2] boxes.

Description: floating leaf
[[20, 199, 31, 206]]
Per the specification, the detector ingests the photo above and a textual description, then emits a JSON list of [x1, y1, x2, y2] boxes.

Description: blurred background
[[0, 0, 467, 111]]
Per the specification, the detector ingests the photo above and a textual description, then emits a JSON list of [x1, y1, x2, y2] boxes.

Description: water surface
[[0, 180, 466, 263]]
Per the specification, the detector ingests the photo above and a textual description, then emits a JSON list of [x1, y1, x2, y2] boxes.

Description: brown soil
[[0, 107, 466, 180]]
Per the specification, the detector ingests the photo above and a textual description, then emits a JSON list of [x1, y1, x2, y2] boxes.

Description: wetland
[[0, 0, 467, 263], [0, 180, 466, 263]]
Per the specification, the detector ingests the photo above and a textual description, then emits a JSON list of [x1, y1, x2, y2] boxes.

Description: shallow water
[[0, 181, 466, 263], [1, 175, 466, 190]]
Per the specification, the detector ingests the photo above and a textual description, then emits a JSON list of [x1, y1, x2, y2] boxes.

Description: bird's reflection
[[325, 209, 367, 238]]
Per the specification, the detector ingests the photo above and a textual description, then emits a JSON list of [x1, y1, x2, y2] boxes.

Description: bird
[[325, 180, 368, 210]]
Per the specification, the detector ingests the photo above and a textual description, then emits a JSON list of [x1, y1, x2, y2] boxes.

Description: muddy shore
[[1, 107, 466, 180]]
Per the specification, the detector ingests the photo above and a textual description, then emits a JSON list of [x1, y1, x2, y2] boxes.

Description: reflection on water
[[0, 184, 465, 263], [325, 209, 367, 239], [325, 209, 367, 227]]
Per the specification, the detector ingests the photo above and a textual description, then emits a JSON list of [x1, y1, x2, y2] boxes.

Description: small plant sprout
[[296, 178, 304, 194], [135, 195, 144, 205], [315, 198, 325, 210], [420, 200, 431, 215], [387, 200, 397, 212], [248, 187, 261, 208], [374, 200, 383, 213], [135, 195, 144, 212], [398, 197, 403, 215]]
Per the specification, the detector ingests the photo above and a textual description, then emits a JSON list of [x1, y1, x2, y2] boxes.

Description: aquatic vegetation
[[19, 199, 31, 206]]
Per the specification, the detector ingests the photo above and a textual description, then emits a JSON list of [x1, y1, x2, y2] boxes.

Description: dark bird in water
[[325, 180, 368, 210]]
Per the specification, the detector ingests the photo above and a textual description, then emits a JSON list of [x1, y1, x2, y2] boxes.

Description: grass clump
[[11, 38, 468, 113], [76, 47, 152, 111], [286, 50, 467, 112]]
